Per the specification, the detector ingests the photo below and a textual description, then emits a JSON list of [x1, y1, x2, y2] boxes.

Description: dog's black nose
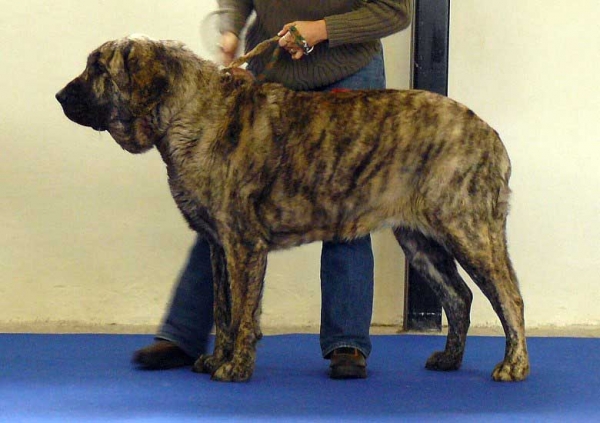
[[55, 89, 67, 104]]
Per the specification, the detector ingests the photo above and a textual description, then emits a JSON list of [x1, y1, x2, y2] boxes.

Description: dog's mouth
[[56, 88, 111, 131], [58, 102, 110, 131], [91, 122, 107, 131]]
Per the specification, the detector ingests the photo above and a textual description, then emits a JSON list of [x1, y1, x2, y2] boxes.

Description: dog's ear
[[108, 40, 169, 116]]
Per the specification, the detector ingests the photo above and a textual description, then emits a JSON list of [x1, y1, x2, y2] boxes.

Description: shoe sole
[[329, 366, 367, 379]]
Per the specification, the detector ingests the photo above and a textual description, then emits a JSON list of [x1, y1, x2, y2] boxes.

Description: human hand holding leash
[[223, 21, 327, 72], [278, 20, 328, 59]]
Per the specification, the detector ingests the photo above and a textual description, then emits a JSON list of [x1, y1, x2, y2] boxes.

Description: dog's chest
[[167, 175, 218, 237]]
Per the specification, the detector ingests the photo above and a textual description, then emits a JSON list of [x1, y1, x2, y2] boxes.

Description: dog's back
[[220, 86, 511, 248]]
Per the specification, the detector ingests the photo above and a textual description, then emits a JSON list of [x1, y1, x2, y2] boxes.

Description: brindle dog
[[56, 36, 529, 382]]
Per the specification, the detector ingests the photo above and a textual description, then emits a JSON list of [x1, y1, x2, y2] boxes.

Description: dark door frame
[[403, 0, 450, 332]]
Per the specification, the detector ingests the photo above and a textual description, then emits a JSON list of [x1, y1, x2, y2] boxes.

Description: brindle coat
[[56, 36, 529, 382]]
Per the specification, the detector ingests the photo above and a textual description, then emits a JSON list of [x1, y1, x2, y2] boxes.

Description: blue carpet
[[0, 334, 599, 422]]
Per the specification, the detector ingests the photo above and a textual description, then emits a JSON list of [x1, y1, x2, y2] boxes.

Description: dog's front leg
[[193, 244, 233, 375], [211, 239, 268, 382]]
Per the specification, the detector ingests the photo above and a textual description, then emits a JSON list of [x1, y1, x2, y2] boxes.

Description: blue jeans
[[158, 50, 386, 359]]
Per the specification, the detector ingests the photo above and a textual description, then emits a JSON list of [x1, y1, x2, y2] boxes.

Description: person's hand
[[278, 20, 328, 60], [219, 31, 240, 66]]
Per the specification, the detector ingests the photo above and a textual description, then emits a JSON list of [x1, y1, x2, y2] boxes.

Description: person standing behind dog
[[133, 0, 412, 379]]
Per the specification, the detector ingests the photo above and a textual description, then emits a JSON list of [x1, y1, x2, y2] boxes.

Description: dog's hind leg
[[444, 218, 529, 382], [193, 244, 234, 375], [394, 228, 473, 371], [210, 239, 268, 382]]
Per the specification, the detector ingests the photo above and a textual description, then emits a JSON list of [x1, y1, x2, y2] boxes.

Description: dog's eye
[[93, 61, 108, 75]]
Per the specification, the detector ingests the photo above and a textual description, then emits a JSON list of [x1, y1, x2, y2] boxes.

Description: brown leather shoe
[[132, 340, 195, 370], [329, 347, 367, 379]]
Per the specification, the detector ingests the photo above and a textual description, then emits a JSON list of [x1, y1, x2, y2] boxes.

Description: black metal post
[[403, 0, 450, 332]]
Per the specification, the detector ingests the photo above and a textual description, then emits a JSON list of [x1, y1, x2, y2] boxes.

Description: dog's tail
[[492, 131, 512, 222]]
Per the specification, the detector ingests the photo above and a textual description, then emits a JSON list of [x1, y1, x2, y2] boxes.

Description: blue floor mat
[[1, 334, 599, 422]]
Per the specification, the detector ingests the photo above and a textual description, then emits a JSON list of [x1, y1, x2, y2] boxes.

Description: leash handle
[[288, 26, 314, 55]]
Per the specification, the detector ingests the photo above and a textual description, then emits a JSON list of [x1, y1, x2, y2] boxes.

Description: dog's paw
[[425, 351, 462, 371], [211, 361, 254, 382], [491, 359, 530, 382], [192, 354, 224, 374]]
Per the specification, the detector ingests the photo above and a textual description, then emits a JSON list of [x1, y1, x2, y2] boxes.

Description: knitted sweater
[[217, 0, 412, 90]]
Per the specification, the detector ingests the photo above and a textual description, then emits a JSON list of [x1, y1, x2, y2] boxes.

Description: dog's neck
[[152, 67, 227, 172]]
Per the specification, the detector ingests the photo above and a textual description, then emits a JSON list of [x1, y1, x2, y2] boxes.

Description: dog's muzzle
[[56, 80, 110, 131]]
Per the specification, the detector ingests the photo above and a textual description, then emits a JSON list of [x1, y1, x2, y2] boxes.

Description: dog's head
[[56, 35, 185, 153]]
